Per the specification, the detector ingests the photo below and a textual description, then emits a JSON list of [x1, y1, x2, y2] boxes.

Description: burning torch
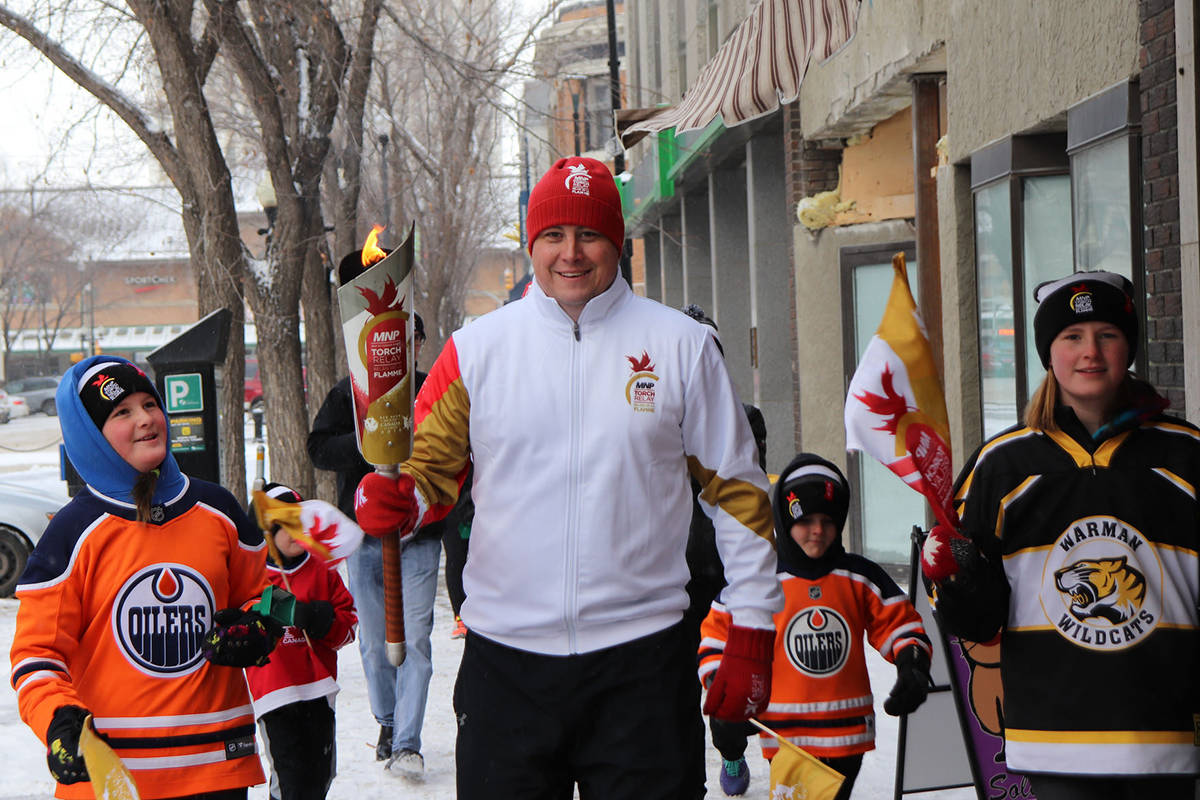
[[338, 224, 415, 666]]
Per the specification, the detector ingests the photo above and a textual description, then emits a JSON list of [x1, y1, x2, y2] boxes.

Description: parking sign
[[164, 373, 204, 414]]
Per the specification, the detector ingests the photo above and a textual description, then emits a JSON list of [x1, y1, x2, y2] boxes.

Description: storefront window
[[1072, 136, 1134, 279], [974, 181, 1015, 439], [1021, 174, 1073, 391], [842, 244, 925, 568]]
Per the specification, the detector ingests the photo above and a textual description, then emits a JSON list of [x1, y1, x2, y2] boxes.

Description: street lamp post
[[563, 73, 589, 157]]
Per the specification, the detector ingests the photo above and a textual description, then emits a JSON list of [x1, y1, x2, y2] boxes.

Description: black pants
[[710, 720, 862, 800], [442, 522, 469, 616], [258, 699, 336, 800], [454, 623, 694, 800], [1026, 773, 1198, 800]]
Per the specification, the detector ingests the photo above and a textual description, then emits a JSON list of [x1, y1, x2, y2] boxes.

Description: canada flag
[[843, 253, 958, 530]]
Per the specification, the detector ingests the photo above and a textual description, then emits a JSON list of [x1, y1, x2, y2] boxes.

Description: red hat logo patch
[[565, 162, 591, 195]]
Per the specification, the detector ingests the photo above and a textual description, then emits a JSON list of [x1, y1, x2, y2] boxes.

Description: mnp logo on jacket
[[114, 564, 215, 676], [625, 351, 658, 413], [1043, 515, 1161, 651]]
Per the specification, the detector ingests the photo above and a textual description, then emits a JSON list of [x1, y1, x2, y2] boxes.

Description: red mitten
[[921, 524, 979, 583], [354, 472, 419, 540], [702, 625, 774, 722]]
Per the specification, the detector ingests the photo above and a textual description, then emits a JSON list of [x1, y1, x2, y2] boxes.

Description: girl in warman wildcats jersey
[[924, 271, 1200, 800]]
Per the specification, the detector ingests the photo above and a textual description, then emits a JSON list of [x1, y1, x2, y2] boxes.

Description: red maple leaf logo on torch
[[358, 276, 404, 315]]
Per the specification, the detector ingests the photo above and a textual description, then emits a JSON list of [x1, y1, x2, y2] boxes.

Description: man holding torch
[[353, 157, 782, 798]]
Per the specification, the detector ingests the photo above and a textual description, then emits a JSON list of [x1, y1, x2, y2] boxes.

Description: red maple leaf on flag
[[851, 363, 910, 435]]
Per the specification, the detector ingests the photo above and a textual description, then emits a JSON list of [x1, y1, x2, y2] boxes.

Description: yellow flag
[[252, 491, 365, 566], [769, 739, 845, 800], [749, 719, 845, 800], [80, 714, 140, 800]]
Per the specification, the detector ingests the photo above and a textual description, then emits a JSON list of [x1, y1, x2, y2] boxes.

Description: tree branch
[[0, 4, 186, 187]]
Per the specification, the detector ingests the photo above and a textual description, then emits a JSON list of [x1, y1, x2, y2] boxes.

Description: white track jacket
[[402, 276, 782, 655]]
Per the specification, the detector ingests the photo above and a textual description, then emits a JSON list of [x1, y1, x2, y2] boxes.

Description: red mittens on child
[[921, 524, 979, 583], [354, 472, 419, 540], [703, 624, 774, 722]]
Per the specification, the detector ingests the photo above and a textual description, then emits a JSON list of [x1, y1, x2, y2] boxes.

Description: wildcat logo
[[1042, 515, 1161, 651], [624, 351, 658, 413], [1055, 557, 1146, 625]]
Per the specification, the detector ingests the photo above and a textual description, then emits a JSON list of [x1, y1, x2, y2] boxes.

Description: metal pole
[[571, 88, 582, 156], [379, 133, 391, 238], [605, 0, 632, 286]]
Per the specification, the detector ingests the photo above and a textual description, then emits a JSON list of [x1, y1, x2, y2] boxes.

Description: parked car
[[0, 481, 64, 596], [3, 375, 60, 416], [244, 357, 263, 413], [6, 393, 29, 418], [244, 356, 307, 415], [0, 390, 10, 424]]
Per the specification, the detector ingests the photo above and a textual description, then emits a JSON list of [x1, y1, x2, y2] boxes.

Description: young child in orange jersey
[[10, 355, 277, 800], [699, 453, 932, 798], [246, 483, 358, 800]]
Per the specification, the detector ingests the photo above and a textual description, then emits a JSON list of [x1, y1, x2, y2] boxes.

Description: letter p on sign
[[164, 373, 204, 414]]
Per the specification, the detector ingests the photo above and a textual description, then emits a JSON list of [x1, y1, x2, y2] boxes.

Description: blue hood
[[57, 355, 186, 505]]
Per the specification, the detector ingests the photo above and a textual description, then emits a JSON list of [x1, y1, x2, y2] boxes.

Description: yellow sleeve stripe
[[687, 456, 774, 543]]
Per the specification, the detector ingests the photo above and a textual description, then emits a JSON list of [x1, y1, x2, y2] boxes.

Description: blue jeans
[[345, 534, 441, 754]]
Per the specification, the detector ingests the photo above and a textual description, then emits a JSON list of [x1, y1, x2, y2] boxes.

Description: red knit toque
[[526, 157, 625, 254]]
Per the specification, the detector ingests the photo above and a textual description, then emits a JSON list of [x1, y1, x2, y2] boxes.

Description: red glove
[[702, 625, 774, 722], [921, 524, 979, 583], [354, 472, 419, 540]]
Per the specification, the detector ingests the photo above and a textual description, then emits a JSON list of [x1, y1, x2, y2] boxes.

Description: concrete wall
[[946, 0, 1140, 162], [935, 163, 982, 469], [799, 0, 947, 141], [791, 219, 916, 469]]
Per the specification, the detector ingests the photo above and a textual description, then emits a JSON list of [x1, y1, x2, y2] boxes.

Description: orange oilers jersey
[[10, 478, 268, 800], [699, 555, 930, 760]]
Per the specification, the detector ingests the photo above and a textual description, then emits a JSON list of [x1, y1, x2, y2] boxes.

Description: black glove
[[883, 645, 931, 716], [292, 600, 335, 639], [46, 705, 90, 785], [202, 607, 283, 667]]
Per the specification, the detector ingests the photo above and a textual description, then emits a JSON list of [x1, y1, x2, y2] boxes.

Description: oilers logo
[[784, 606, 850, 676], [113, 564, 215, 676], [1041, 515, 1162, 651]]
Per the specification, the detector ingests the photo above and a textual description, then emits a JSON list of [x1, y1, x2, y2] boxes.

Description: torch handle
[[376, 464, 407, 666]]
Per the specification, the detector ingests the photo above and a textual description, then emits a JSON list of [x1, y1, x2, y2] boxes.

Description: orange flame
[[362, 224, 388, 267]]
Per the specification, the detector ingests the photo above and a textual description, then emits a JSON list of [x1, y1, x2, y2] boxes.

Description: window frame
[[970, 134, 1070, 423], [839, 240, 919, 566]]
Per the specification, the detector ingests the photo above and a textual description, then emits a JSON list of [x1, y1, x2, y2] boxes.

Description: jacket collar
[[528, 274, 631, 330]]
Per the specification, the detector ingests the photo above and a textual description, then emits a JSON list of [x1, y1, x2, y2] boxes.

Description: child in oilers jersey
[[245, 483, 358, 800], [698, 453, 933, 798], [10, 355, 280, 800]]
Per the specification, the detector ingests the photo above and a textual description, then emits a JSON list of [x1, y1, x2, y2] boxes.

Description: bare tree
[[364, 0, 557, 358], [0, 200, 76, 377], [0, 1, 383, 499]]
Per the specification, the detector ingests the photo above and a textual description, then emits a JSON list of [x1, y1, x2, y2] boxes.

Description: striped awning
[[619, 0, 862, 148]]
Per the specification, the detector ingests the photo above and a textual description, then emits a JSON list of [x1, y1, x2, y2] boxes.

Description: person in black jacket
[[307, 314, 443, 779]]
